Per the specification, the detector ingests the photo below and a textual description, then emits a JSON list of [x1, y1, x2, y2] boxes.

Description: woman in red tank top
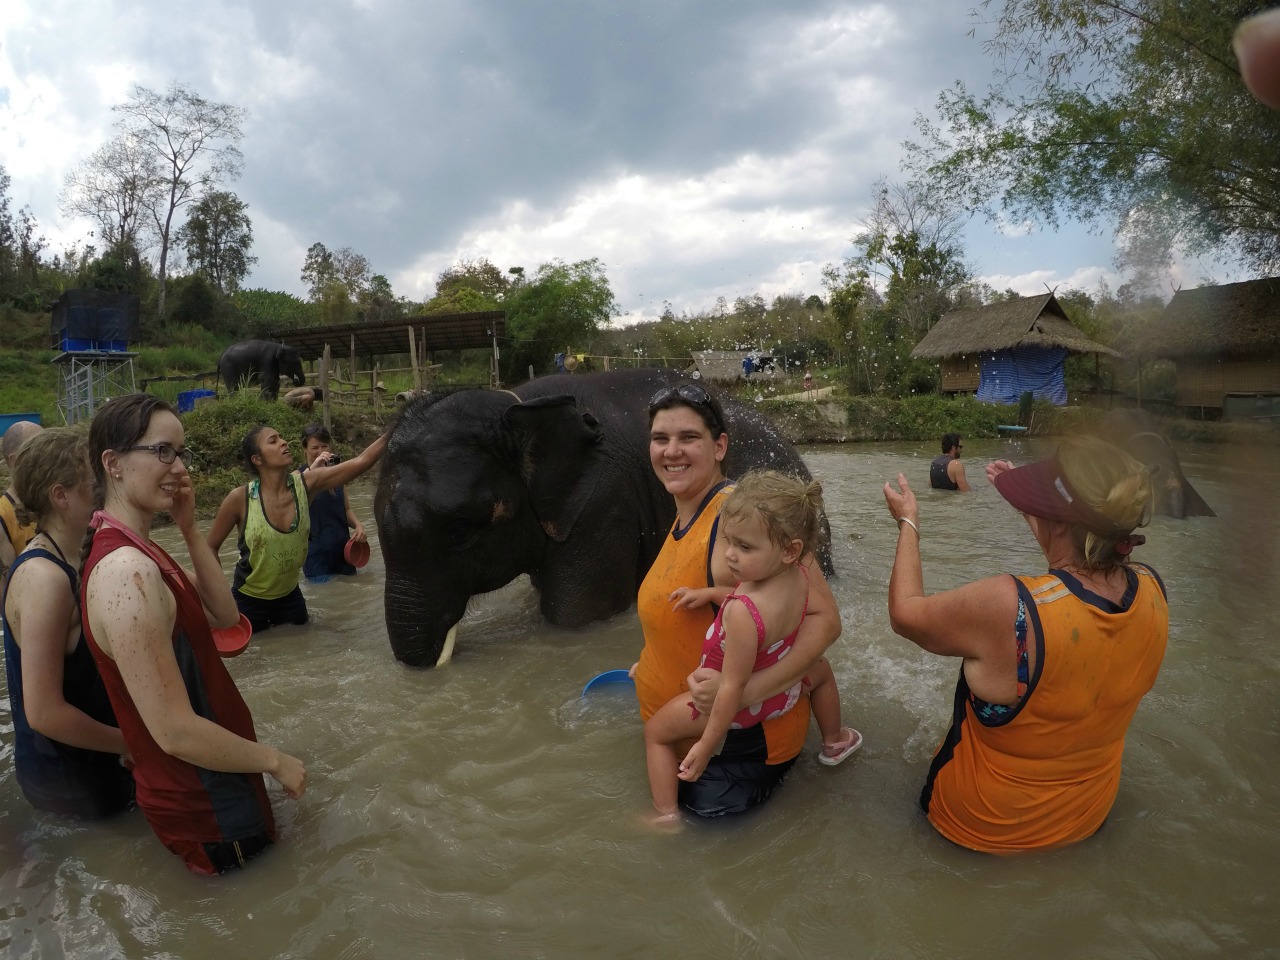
[[81, 394, 308, 874]]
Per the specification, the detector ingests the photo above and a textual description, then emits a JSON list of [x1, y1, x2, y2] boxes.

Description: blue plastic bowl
[[581, 668, 636, 698]]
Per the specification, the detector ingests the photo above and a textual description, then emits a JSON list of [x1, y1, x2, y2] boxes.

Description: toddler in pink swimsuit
[[643, 470, 861, 824]]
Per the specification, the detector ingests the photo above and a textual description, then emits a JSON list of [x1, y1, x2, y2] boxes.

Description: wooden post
[[373, 361, 382, 420], [350, 335, 357, 388], [408, 326, 420, 391], [320, 344, 332, 431]]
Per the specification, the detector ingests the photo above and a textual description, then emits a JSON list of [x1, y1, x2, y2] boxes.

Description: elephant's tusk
[[436, 625, 458, 667]]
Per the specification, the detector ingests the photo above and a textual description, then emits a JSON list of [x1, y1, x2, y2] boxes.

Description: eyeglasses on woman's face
[[123, 443, 194, 466]]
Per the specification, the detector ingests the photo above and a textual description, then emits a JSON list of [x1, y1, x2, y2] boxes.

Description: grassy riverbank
[[3, 336, 1274, 518]]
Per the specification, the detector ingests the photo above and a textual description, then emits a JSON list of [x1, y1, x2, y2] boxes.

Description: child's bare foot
[[643, 808, 683, 831]]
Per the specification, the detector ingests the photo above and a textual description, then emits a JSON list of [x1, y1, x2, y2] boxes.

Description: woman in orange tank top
[[632, 382, 848, 819], [882, 435, 1170, 853]]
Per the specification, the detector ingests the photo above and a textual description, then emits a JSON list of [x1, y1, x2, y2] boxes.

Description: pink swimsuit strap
[[724, 564, 811, 647], [721, 592, 767, 645]]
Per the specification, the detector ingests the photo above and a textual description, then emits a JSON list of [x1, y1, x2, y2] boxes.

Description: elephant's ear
[[504, 395, 604, 543]]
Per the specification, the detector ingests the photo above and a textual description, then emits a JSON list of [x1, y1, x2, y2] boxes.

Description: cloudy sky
[[0, 0, 1238, 322]]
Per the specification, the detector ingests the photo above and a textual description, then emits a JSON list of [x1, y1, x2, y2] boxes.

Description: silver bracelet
[[896, 516, 919, 536]]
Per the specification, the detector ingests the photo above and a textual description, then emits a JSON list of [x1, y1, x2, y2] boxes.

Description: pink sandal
[[819, 727, 863, 766]]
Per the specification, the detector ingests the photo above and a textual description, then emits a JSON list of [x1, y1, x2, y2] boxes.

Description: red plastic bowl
[[212, 614, 253, 658], [344, 538, 370, 568]]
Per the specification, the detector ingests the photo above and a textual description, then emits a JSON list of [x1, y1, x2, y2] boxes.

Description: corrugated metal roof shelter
[[913, 293, 1117, 405], [268, 311, 505, 363], [1126, 277, 1280, 411]]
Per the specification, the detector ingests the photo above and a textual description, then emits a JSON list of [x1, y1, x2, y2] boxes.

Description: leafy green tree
[[424, 258, 511, 315], [357, 274, 407, 324], [167, 273, 221, 331], [0, 165, 15, 302], [910, 1, 1280, 280], [502, 258, 617, 381], [112, 82, 247, 318], [300, 242, 372, 325], [176, 191, 255, 294], [436, 258, 510, 303], [826, 179, 969, 395], [231, 288, 317, 333]]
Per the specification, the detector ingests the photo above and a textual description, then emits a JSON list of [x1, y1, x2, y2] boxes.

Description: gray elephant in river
[[374, 369, 831, 667], [1098, 408, 1215, 519], [217, 339, 306, 400]]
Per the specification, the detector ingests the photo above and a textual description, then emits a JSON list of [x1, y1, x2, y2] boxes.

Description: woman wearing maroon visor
[[882, 435, 1169, 853]]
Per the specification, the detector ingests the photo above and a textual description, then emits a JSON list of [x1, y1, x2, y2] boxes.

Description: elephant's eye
[[445, 519, 481, 551]]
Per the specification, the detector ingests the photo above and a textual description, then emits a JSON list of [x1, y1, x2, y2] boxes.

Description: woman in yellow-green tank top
[[207, 424, 388, 633]]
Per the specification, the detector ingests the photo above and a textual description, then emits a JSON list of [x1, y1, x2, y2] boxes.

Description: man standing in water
[[929, 433, 970, 491], [1, 420, 43, 578]]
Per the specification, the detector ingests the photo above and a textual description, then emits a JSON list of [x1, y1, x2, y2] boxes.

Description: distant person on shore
[[803, 369, 815, 399], [2, 420, 43, 580], [298, 423, 366, 580], [929, 433, 970, 491]]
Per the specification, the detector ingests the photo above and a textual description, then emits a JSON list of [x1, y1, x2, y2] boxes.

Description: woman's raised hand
[[883, 473, 919, 525], [985, 460, 1016, 486]]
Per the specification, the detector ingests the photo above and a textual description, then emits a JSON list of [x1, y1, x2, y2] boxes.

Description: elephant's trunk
[[384, 570, 464, 668]]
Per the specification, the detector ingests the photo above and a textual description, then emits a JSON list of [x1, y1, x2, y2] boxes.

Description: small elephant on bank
[[1098, 408, 1215, 519], [217, 340, 306, 400]]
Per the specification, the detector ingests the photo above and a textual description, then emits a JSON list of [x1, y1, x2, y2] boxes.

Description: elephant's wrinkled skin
[[1098, 408, 1215, 519], [375, 369, 831, 667], [217, 339, 306, 400]]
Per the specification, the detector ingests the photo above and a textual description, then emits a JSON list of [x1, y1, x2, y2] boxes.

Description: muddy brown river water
[[3, 438, 1278, 959]]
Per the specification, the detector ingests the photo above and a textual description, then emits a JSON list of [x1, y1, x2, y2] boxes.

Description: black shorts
[[201, 830, 273, 874], [677, 724, 798, 818], [233, 584, 309, 634]]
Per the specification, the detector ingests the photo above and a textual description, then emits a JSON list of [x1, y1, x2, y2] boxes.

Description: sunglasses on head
[[648, 383, 722, 431], [302, 424, 329, 440]]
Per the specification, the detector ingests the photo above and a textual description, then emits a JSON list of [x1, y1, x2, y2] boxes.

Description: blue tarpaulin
[[975, 347, 1069, 406]]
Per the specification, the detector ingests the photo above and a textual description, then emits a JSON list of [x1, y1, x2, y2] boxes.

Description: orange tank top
[[922, 564, 1169, 852], [634, 485, 809, 765]]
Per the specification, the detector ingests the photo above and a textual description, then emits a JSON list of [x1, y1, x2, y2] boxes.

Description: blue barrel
[[0, 412, 42, 433], [177, 389, 216, 413]]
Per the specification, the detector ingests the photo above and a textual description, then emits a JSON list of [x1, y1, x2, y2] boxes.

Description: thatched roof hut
[[913, 293, 1117, 405], [1129, 277, 1280, 358], [1128, 277, 1280, 413]]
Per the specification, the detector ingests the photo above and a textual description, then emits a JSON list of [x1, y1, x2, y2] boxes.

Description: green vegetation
[[909, 1, 1280, 281]]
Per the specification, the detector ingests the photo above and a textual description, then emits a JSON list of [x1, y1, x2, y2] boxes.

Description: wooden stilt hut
[[912, 293, 1117, 405]]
